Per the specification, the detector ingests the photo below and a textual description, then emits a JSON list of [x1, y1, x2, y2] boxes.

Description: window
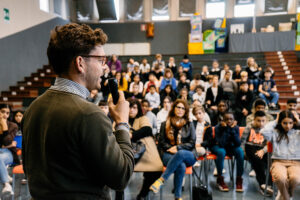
[[206, 0, 225, 19], [152, 0, 169, 21], [264, 0, 288, 14], [179, 0, 196, 18], [234, 0, 255, 17], [297, 0, 300, 13], [39, 0, 49, 12], [125, 0, 143, 21], [98, 0, 119, 22]]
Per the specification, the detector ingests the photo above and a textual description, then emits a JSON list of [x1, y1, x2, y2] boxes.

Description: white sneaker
[[2, 183, 13, 195], [275, 191, 283, 200], [260, 184, 273, 196], [193, 161, 200, 167], [213, 168, 226, 176], [249, 170, 256, 177], [8, 175, 12, 184]]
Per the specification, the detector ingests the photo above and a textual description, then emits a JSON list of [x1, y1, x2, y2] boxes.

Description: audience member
[[175, 66, 186, 80], [210, 60, 221, 78], [0, 104, 20, 195], [192, 106, 209, 157], [220, 63, 232, 81], [107, 54, 122, 72], [150, 100, 196, 199], [116, 71, 128, 92], [157, 96, 172, 133], [192, 85, 205, 105], [142, 99, 158, 135], [127, 83, 143, 101], [13, 110, 24, 131], [180, 55, 193, 80], [143, 72, 159, 96], [159, 84, 177, 107], [241, 111, 273, 196], [190, 73, 207, 96], [210, 100, 229, 126], [232, 64, 242, 83], [100, 65, 112, 101], [189, 100, 211, 124], [130, 65, 142, 82], [235, 81, 254, 126], [129, 74, 144, 93], [178, 88, 192, 104], [261, 111, 300, 200], [205, 75, 224, 119], [206, 112, 244, 192], [166, 57, 177, 75], [177, 73, 190, 94], [127, 58, 139, 73], [127, 99, 163, 199], [145, 85, 160, 114], [238, 71, 253, 91], [246, 99, 274, 126], [87, 89, 103, 105], [160, 68, 177, 92], [258, 69, 279, 109], [287, 98, 300, 129], [219, 71, 238, 105], [152, 54, 165, 72], [246, 57, 261, 92], [152, 64, 164, 82], [201, 65, 210, 82], [140, 58, 151, 76]]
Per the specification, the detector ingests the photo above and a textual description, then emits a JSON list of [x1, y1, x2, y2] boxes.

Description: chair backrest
[[14, 135, 22, 149], [267, 141, 273, 153], [212, 126, 245, 138]]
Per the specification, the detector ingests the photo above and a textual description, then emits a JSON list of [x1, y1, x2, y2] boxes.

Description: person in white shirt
[[141, 99, 158, 135], [129, 74, 144, 93], [145, 85, 160, 114], [192, 106, 208, 156], [156, 96, 172, 133], [192, 85, 206, 105], [189, 100, 211, 124], [220, 63, 233, 82], [140, 58, 151, 74]]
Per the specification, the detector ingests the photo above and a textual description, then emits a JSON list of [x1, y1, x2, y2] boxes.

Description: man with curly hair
[[22, 23, 134, 200]]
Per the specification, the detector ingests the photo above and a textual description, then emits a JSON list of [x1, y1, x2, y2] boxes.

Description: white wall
[[0, 0, 55, 39]]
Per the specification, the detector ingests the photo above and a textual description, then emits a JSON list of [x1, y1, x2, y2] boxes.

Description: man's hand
[[167, 146, 178, 154], [255, 149, 264, 159], [108, 91, 129, 124]]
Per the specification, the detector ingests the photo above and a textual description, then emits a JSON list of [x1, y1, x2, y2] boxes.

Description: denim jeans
[[259, 91, 279, 105], [0, 148, 13, 183], [211, 145, 244, 177], [162, 150, 196, 198]]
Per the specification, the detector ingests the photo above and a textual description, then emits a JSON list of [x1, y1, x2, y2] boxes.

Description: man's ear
[[74, 56, 85, 74]]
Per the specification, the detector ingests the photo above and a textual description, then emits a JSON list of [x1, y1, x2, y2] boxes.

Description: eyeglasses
[[175, 106, 186, 111], [164, 101, 170, 104], [81, 55, 106, 65]]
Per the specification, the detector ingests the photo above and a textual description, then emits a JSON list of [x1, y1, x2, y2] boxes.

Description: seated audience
[[238, 71, 253, 91], [157, 96, 173, 133], [210, 100, 229, 126], [100, 65, 113, 101], [175, 66, 186, 80], [287, 98, 300, 129], [142, 99, 158, 136], [177, 73, 190, 94], [152, 54, 165, 72], [143, 72, 159, 96], [127, 99, 163, 199], [192, 106, 209, 157], [0, 104, 20, 195], [98, 101, 112, 122], [189, 100, 211, 124], [152, 64, 164, 83], [127, 83, 143, 101], [178, 88, 192, 105], [159, 85, 177, 107], [220, 63, 232, 81], [129, 74, 144, 94], [145, 85, 160, 114], [127, 58, 139, 73], [160, 68, 177, 92], [206, 112, 244, 192], [192, 85, 205, 105], [246, 57, 261, 93], [258, 69, 279, 109], [140, 58, 151, 81], [210, 60, 221, 78], [116, 71, 128, 92], [235, 81, 254, 126], [201, 65, 210, 82], [180, 55, 193, 80], [219, 71, 238, 105], [150, 100, 196, 200], [190, 73, 207, 96], [241, 111, 273, 196], [107, 54, 122, 72], [232, 64, 242, 83], [246, 99, 274, 126], [166, 57, 177, 75], [130, 65, 142, 83], [205, 75, 224, 119], [261, 111, 300, 200]]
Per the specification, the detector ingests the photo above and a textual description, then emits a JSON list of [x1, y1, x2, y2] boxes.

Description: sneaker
[[193, 161, 200, 167], [217, 176, 229, 192], [7, 176, 12, 184], [275, 191, 284, 200], [21, 178, 27, 185], [249, 170, 256, 177], [213, 168, 226, 176], [236, 176, 243, 192], [260, 184, 273, 196], [150, 177, 164, 193], [2, 183, 13, 195]]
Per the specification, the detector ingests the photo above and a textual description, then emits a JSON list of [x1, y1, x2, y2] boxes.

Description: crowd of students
[[0, 54, 299, 200]]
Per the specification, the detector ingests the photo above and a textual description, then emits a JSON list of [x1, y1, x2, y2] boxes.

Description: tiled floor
[[6, 160, 300, 200]]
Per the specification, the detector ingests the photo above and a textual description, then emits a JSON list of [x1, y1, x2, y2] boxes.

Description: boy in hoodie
[[209, 112, 244, 192], [246, 99, 274, 126], [241, 111, 273, 196]]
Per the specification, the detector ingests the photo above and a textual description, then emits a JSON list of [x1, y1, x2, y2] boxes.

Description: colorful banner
[[190, 14, 202, 43]]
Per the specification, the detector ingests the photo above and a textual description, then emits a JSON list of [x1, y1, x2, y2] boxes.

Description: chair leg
[[160, 185, 163, 200], [11, 174, 15, 200], [189, 174, 193, 200]]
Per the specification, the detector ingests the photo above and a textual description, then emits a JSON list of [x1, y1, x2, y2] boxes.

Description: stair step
[[17, 81, 52, 87], [1, 90, 38, 97]]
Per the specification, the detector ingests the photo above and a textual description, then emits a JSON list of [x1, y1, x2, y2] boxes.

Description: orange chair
[[160, 166, 193, 200]]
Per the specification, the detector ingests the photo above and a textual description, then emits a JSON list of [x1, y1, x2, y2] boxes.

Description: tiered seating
[[0, 65, 56, 109], [264, 51, 300, 111]]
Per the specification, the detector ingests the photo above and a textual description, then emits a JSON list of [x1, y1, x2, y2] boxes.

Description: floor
[[5, 160, 300, 200]]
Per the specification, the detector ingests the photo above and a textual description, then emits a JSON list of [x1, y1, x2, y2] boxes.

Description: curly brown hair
[[47, 23, 108, 75], [168, 99, 190, 121]]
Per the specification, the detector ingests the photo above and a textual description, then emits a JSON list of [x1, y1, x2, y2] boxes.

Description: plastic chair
[[160, 166, 193, 200]]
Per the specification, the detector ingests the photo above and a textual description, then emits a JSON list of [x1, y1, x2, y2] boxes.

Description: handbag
[[132, 141, 146, 164], [192, 184, 212, 200]]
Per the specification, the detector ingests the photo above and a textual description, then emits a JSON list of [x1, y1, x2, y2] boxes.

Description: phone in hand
[[108, 78, 119, 105]]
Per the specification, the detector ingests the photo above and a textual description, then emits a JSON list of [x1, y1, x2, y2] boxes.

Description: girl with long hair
[[150, 99, 196, 200], [261, 110, 300, 200]]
